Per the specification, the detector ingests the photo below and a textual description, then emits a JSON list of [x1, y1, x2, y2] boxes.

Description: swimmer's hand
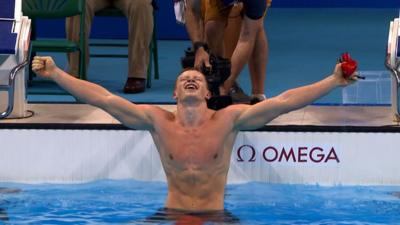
[[333, 63, 358, 86], [32, 56, 58, 79]]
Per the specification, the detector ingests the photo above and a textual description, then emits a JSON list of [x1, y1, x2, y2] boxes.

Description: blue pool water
[[0, 180, 399, 224]]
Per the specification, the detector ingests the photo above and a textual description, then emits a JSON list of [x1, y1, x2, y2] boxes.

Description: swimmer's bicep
[[104, 96, 155, 130], [234, 97, 288, 130]]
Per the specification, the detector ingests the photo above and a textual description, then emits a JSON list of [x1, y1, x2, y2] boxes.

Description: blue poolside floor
[[27, 8, 399, 105]]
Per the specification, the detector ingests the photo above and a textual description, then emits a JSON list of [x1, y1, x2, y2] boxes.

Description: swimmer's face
[[174, 70, 210, 101]]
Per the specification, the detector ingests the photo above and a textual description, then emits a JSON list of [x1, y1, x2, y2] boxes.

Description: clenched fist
[[31, 56, 58, 79]]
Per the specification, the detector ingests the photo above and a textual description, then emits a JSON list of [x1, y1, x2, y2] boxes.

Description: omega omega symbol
[[236, 145, 340, 163], [236, 145, 256, 162]]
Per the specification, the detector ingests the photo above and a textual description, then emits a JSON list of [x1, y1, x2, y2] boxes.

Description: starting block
[[385, 12, 400, 122], [0, 0, 31, 119]]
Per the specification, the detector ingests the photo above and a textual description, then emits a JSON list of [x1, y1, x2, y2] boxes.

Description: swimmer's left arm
[[233, 64, 356, 130]]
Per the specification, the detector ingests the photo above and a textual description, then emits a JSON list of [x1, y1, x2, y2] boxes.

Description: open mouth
[[184, 83, 198, 90]]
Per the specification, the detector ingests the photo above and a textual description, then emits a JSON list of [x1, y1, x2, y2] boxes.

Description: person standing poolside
[[184, 0, 271, 104], [32, 56, 357, 213], [66, 0, 154, 93]]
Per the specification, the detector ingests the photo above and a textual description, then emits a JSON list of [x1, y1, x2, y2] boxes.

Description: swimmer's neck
[[176, 100, 211, 127]]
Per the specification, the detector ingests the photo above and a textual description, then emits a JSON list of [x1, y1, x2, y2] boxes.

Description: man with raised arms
[[32, 56, 356, 220]]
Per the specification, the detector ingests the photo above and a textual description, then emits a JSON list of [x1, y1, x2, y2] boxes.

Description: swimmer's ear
[[205, 90, 211, 100], [173, 90, 177, 100]]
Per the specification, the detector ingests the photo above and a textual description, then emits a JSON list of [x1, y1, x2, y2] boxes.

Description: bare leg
[[223, 16, 263, 94], [221, 5, 252, 102], [249, 23, 267, 97], [225, 13, 268, 102], [222, 4, 242, 59], [205, 21, 225, 56]]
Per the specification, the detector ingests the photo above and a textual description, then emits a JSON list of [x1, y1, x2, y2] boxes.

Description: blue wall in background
[[272, 0, 399, 8], [35, 0, 400, 40]]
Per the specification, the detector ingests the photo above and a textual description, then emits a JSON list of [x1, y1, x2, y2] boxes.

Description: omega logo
[[236, 145, 340, 163]]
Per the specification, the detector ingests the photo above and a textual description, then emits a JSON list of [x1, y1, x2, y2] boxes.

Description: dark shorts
[[242, 0, 267, 20], [202, 0, 269, 22], [144, 207, 240, 224]]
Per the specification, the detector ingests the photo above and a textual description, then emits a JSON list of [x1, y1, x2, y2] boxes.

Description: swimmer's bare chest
[[150, 114, 238, 209], [151, 116, 236, 171]]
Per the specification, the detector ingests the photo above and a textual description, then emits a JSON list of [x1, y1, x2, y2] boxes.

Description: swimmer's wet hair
[[175, 67, 208, 89], [178, 67, 203, 76]]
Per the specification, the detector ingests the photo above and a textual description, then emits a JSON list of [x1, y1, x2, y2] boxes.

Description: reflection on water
[[143, 208, 240, 225], [0, 180, 399, 224], [0, 188, 21, 194], [0, 187, 22, 222], [0, 206, 9, 221], [392, 192, 400, 199]]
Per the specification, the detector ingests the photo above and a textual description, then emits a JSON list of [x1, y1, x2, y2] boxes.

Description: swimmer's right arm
[[31, 56, 154, 130]]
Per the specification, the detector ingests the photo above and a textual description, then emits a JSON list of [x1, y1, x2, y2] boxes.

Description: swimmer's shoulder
[[213, 104, 250, 119], [146, 105, 176, 121]]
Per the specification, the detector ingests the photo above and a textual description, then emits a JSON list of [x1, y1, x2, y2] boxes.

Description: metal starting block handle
[[0, 0, 31, 119], [0, 58, 29, 119], [385, 16, 400, 121]]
